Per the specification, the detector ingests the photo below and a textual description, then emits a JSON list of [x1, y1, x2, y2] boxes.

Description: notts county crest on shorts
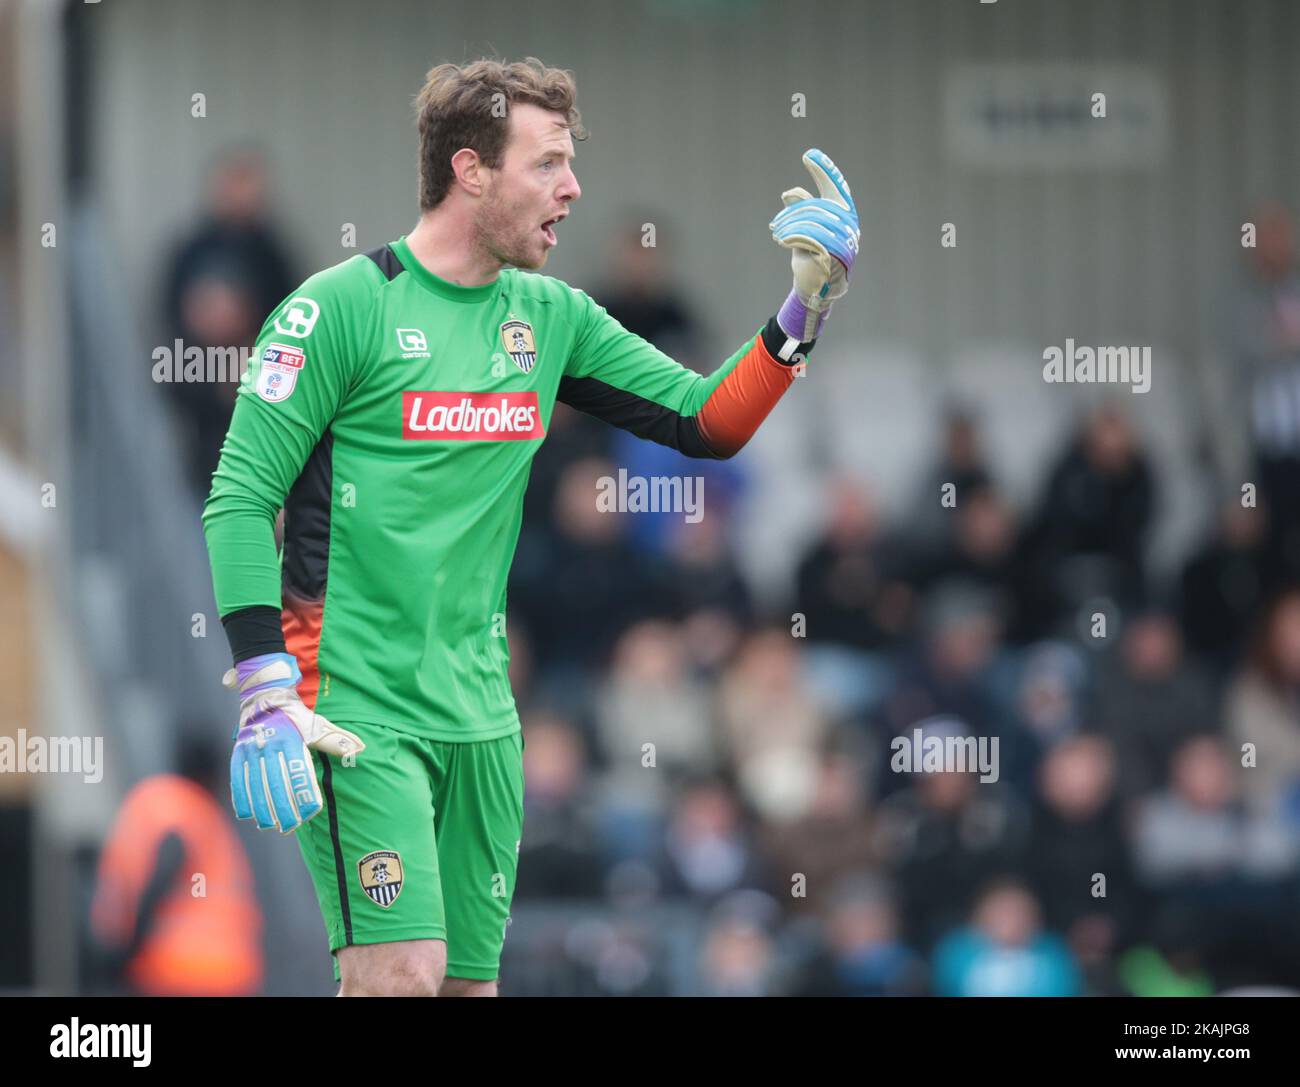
[[358, 850, 404, 908], [499, 319, 538, 373]]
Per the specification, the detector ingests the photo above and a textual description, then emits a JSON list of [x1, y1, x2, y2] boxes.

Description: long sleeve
[[559, 289, 807, 459], [201, 260, 374, 656]]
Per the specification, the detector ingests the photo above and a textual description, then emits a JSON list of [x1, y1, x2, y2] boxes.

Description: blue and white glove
[[770, 149, 860, 346], [223, 652, 365, 834]]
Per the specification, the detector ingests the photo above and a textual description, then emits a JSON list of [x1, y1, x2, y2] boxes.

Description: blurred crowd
[[128, 150, 1300, 996], [499, 203, 1300, 997], [501, 439, 1300, 993]]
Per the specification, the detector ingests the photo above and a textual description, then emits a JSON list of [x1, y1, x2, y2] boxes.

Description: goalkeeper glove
[[770, 148, 860, 345], [224, 651, 365, 834]]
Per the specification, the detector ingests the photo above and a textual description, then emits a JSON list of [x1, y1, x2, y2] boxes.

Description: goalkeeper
[[203, 56, 859, 997]]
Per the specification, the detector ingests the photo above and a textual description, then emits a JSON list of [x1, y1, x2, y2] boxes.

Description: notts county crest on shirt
[[358, 850, 404, 908], [500, 319, 538, 373]]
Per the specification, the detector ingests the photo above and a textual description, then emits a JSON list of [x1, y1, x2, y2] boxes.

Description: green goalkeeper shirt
[[202, 235, 788, 741]]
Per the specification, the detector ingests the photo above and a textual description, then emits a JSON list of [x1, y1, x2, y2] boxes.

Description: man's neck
[[405, 209, 502, 287]]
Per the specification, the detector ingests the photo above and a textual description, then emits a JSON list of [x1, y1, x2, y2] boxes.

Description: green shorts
[[295, 723, 525, 983]]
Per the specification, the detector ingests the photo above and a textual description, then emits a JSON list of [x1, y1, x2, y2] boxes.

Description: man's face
[[475, 102, 581, 271]]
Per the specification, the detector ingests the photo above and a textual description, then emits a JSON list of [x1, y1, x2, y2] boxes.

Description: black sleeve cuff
[[220, 605, 287, 663], [760, 316, 817, 366]]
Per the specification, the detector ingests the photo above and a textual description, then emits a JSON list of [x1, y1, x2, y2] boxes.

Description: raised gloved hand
[[224, 652, 365, 834], [769, 148, 860, 344]]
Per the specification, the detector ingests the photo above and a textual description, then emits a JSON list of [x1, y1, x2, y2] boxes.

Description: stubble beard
[[474, 186, 546, 272]]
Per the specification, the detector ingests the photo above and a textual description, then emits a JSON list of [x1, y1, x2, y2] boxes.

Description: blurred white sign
[[944, 63, 1169, 169]]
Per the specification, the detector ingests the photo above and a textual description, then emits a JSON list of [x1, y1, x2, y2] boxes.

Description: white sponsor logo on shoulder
[[273, 296, 320, 339]]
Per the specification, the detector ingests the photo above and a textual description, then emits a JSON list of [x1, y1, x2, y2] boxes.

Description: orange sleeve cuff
[[695, 335, 799, 457]]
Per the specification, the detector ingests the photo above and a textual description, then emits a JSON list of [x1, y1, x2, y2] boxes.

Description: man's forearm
[[693, 316, 816, 458], [220, 605, 288, 662], [203, 485, 287, 662]]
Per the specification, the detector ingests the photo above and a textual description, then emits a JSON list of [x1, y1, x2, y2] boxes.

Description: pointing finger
[[802, 149, 855, 216]]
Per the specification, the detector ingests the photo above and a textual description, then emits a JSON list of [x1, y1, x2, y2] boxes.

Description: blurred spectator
[[581, 921, 671, 996], [1090, 609, 1219, 805], [908, 406, 994, 548], [655, 778, 772, 904], [1231, 202, 1300, 569], [1180, 495, 1278, 672], [873, 765, 1030, 950], [698, 891, 784, 996], [1224, 587, 1300, 818], [679, 606, 749, 678], [1132, 734, 1300, 986], [880, 585, 1006, 748], [662, 504, 754, 629], [594, 210, 705, 368], [1132, 735, 1298, 886], [992, 641, 1089, 791], [608, 430, 749, 563], [591, 620, 718, 862], [1017, 405, 1154, 638], [513, 711, 607, 900], [795, 478, 915, 652], [1024, 735, 1137, 990], [510, 457, 677, 690], [717, 628, 831, 822], [932, 879, 1082, 996], [88, 734, 262, 996], [791, 875, 926, 997], [757, 745, 878, 916], [914, 483, 1020, 622], [160, 147, 296, 493], [530, 918, 671, 997], [589, 211, 752, 561], [165, 147, 296, 340], [520, 402, 615, 530]]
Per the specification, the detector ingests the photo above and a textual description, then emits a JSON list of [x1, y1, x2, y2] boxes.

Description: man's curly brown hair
[[414, 57, 587, 211]]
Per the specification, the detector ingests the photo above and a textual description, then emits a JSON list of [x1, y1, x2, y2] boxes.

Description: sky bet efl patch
[[255, 342, 306, 403]]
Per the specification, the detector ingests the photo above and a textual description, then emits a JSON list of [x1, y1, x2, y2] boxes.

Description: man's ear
[[450, 147, 485, 197]]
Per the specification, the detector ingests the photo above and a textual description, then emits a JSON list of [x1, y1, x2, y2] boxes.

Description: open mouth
[[541, 215, 564, 246]]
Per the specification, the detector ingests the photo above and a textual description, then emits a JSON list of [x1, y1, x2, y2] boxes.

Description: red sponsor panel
[[263, 343, 305, 368], [402, 391, 545, 440]]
